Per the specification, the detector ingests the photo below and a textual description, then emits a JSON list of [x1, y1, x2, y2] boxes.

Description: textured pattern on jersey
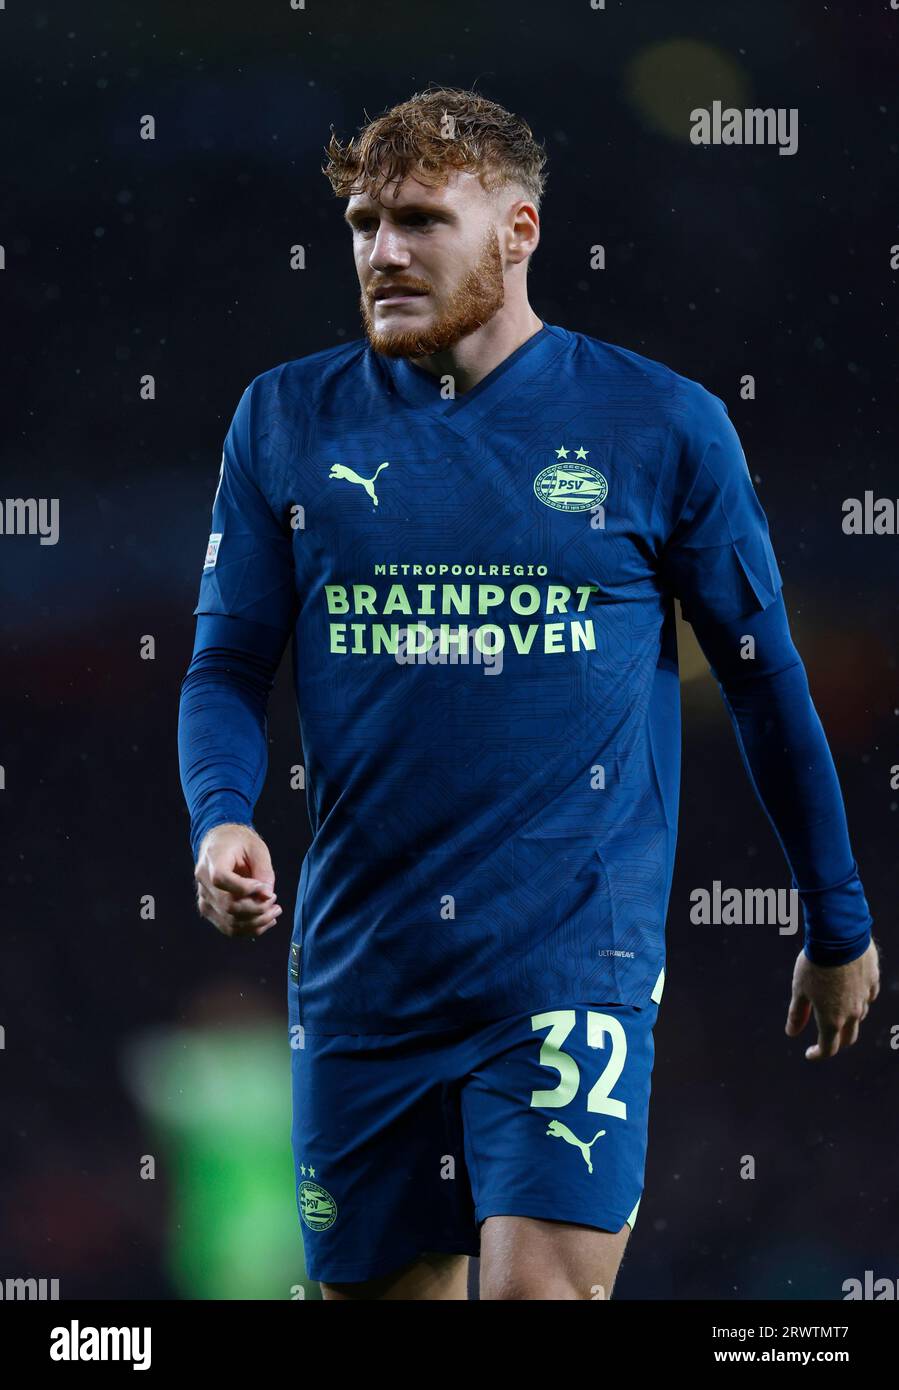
[[194, 324, 782, 1032]]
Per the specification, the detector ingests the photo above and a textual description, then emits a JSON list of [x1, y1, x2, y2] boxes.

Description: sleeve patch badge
[[203, 533, 222, 569]]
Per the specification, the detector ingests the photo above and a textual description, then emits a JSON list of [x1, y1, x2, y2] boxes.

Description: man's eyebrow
[[343, 202, 451, 225]]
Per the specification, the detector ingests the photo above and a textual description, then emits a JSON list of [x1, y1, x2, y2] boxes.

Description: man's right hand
[[194, 823, 283, 939]]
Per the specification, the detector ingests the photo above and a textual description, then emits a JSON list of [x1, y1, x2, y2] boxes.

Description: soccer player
[[178, 87, 880, 1301]]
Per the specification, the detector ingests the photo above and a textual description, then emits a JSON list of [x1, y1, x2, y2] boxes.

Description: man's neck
[[407, 304, 544, 394]]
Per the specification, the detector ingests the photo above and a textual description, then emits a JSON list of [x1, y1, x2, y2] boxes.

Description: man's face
[[345, 171, 506, 358]]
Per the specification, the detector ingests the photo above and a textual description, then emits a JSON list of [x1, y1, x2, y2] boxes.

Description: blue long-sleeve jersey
[[178, 324, 872, 1033]]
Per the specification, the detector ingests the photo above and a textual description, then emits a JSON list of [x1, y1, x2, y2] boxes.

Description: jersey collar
[[376, 322, 569, 439]]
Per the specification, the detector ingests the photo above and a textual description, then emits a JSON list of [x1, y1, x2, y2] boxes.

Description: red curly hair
[[323, 86, 547, 209]]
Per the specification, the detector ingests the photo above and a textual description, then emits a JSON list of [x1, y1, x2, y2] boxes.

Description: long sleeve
[[178, 614, 289, 861], [688, 593, 873, 967], [179, 375, 298, 862]]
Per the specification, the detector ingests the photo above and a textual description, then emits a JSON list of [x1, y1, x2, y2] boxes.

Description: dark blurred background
[[1, 1, 896, 1299]]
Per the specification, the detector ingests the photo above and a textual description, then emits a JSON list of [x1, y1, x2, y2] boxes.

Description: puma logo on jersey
[[329, 461, 389, 506], [545, 1120, 606, 1173]]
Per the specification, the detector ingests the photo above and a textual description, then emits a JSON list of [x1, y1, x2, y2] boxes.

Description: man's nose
[[368, 226, 412, 272]]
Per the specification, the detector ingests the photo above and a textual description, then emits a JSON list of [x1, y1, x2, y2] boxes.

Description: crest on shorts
[[298, 1179, 338, 1231]]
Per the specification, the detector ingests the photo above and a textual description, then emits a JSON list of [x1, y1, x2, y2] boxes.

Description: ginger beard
[[360, 227, 506, 359]]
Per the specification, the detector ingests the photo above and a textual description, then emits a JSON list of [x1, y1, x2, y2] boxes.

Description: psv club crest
[[534, 447, 608, 513]]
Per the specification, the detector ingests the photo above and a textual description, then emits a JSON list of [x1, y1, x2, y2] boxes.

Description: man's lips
[[372, 286, 429, 303]]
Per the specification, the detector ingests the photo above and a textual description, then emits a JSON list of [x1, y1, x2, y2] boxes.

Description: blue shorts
[[288, 984, 660, 1284]]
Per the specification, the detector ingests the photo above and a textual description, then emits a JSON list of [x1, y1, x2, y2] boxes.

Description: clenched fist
[[194, 822, 282, 939]]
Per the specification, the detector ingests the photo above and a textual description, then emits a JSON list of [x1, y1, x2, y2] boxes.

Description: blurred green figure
[[124, 1017, 316, 1300]]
